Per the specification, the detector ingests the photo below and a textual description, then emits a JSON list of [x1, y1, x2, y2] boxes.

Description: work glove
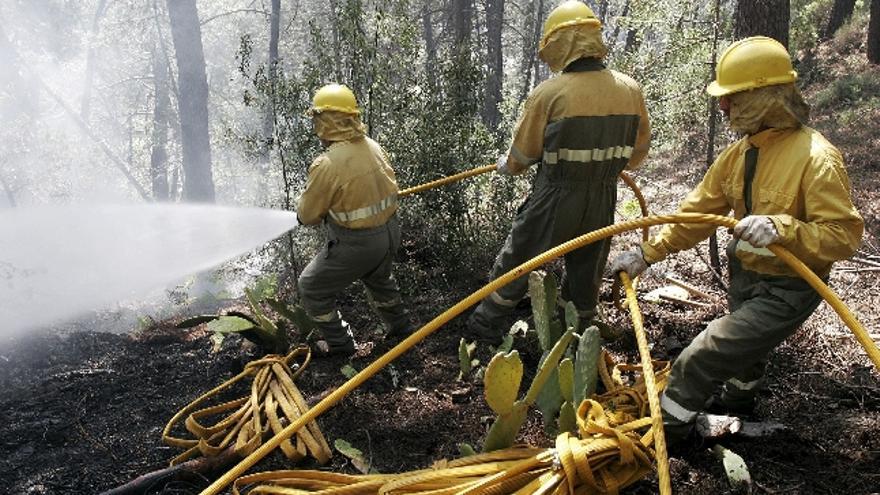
[[733, 215, 779, 248], [609, 249, 649, 279], [496, 153, 512, 175]]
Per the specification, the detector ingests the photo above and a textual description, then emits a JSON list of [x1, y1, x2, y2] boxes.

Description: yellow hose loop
[[618, 271, 671, 495], [163, 346, 332, 466], [200, 213, 878, 495]]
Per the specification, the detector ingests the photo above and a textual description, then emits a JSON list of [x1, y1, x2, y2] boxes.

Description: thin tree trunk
[[80, 0, 108, 121], [451, 0, 474, 111], [421, 2, 437, 86], [518, 0, 543, 105], [706, 0, 726, 290], [822, 0, 856, 40], [868, 0, 880, 64], [611, 1, 630, 46], [483, 0, 504, 130], [596, 0, 609, 22], [735, 0, 790, 48], [167, 0, 215, 203], [150, 44, 170, 201], [259, 0, 281, 165]]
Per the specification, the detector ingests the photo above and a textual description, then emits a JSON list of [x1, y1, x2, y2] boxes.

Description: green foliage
[[340, 364, 358, 379], [608, 0, 732, 153], [174, 277, 321, 354], [813, 72, 880, 110], [790, 0, 833, 52]]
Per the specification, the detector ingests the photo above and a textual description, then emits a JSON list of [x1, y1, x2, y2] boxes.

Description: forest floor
[[2, 39, 880, 495]]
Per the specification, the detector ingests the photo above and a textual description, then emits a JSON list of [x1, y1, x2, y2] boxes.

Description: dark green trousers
[[298, 215, 408, 348], [662, 240, 822, 422], [469, 172, 617, 336]]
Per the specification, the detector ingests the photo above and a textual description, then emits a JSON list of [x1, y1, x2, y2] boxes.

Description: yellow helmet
[[707, 36, 797, 97], [540, 1, 601, 49], [310, 83, 360, 114]]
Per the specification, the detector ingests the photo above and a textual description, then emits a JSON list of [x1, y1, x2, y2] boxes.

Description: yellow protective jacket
[[641, 126, 863, 278], [297, 136, 399, 229], [506, 60, 651, 175]]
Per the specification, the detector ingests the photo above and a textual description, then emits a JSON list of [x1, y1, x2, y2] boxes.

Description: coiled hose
[[199, 212, 878, 495]]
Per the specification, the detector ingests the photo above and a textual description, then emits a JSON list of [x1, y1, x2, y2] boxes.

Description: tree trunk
[[483, 0, 504, 130], [259, 0, 281, 165], [823, 0, 856, 40], [518, 0, 543, 104], [735, 0, 790, 48], [533, 0, 549, 85], [596, 0, 609, 22], [150, 44, 170, 201], [167, 0, 215, 203], [450, 0, 474, 111], [869, 0, 880, 64], [80, 0, 108, 121], [611, 1, 630, 47], [421, 2, 437, 86]]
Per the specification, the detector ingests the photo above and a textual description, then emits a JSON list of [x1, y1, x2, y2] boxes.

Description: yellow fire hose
[[230, 353, 670, 495], [199, 213, 880, 495], [618, 271, 670, 494], [162, 347, 333, 466], [398, 164, 497, 197]]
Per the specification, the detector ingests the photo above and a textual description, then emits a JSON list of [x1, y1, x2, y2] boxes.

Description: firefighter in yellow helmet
[[297, 83, 410, 357], [610, 37, 863, 442], [467, 1, 651, 342]]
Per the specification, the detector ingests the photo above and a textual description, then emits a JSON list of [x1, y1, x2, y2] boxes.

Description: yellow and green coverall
[[297, 136, 409, 352], [469, 57, 651, 340], [641, 126, 863, 423]]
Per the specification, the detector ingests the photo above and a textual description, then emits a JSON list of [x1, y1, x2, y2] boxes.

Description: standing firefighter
[[610, 37, 863, 442], [297, 83, 410, 357], [467, 0, 651, 343]]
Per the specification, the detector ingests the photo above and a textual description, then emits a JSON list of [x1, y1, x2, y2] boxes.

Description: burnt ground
[[2, 41, 880, 495]]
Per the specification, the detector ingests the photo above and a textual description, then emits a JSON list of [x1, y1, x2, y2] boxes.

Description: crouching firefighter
[[467, 0, 651, 343], [297, 83, 411, 357], [609, 37, 863, 443]]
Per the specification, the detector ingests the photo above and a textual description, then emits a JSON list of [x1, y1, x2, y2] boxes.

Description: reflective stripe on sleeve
[[543, 145, 634, 165], [329, 194, 397, 223]]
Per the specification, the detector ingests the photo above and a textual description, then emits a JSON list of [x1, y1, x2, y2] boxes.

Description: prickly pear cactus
[[529, 271, 563, 351], [482, 351, 527, 452], [574, 325, 601, 405], [557, 358, 577, 433], [458, 338, 478, 380], [482, 330, 575, 452]]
